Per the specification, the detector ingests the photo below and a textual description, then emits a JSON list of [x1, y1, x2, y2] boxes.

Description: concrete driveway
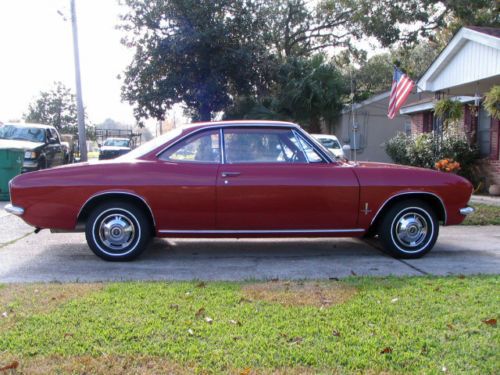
[[1, 202, 499, 282]]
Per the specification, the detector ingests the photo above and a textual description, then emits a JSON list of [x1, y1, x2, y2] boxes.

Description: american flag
[[388, 67, 415, 119]]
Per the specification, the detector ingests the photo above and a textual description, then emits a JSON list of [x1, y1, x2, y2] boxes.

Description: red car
[[6, 121, 474, 261]]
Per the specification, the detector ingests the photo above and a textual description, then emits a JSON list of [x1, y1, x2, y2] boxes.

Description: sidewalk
[[469, 194, 500, 207]]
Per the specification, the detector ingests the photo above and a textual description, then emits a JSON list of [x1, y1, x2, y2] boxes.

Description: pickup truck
[[0, 122, 67, 172]]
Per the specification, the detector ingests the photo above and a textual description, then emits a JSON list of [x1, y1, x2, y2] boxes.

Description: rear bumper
[[460, 206, 474, 216], [5, 204, 24, 216]]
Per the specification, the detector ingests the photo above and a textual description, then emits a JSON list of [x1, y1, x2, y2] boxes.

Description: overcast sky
[[0, 0, 138, 125]]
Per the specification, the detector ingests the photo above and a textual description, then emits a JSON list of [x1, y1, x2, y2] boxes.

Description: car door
[[148, 129, 221, 231], [216, 127, 360, 231]]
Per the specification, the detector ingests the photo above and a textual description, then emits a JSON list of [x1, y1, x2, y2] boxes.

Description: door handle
[[221, 171, 241, 177]]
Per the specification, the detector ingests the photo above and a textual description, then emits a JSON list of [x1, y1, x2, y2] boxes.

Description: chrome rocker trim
[[459, 206, 474, 216], [159, 228, 365, 234], [5, 204, 24, 216]]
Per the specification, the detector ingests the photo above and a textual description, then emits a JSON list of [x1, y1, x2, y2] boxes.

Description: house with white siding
[[401, 26, 500, 188]]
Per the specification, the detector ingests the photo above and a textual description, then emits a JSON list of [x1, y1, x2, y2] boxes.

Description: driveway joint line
[[361, 238, 429, 275]]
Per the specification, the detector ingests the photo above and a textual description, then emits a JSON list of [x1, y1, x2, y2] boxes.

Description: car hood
[[0, 139, 44, 151], [101, 146, 131, 151]]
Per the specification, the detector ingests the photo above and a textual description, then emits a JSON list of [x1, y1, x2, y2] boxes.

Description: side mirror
[[97, 143, 102, 148], [48, 137, 58, 144]]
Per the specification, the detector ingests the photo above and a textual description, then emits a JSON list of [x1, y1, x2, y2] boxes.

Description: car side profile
[[6, 121, 474, 261]]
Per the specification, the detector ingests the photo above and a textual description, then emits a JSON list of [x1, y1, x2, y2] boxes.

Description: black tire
[[85, 201, 151, 261], [379, 200, 438, 259]]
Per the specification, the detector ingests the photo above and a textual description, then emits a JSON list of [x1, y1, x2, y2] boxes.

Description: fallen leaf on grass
[[240, 367, 252, 375], [482, 318, 497, 326], [187, 329, 194, 336], [332, 330, 341, 337], [196, 282, 206, 288], [169, 304, 179, 310], [229, 319, 242, 326], [195, 307, 205, 318], [391, 298, 399, 303], [204, 317, 213, 324], [64, 333, 74, 338], [447, 324, 455, 330], [0, 361, 19, 371], [380, 347, 393, 354], [1, 311, 7, 318], [289, 337, 303, 344]]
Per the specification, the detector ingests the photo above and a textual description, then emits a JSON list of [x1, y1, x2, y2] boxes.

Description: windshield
[[0, 125, 45, 143], [318, 137, 340, 149], [117, 128, 183, 160], [104, 138, 130, 147]]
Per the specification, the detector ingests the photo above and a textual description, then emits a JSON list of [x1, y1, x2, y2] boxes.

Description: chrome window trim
[[370, 191, 447, 225], [219, 128, 225, 165], [77, 191, 156, 227], [154, 123, 333, 163], [291, 129, 310, 164], [159, 228, 364, 234]]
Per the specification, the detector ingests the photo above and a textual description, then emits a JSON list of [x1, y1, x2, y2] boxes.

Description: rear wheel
[[85, 201, 151, 261], [379, 200, 438, 259]]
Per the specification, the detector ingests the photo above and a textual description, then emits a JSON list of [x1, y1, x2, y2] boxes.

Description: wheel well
[[77, 193, 156, 231], [370, 193, 446, 233]]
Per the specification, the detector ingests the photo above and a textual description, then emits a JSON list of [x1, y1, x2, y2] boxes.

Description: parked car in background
[[0, 123, 66, 172], [99, 137, 132, 160], [312, 134, 344, 159], [7, 121, 474, 261]]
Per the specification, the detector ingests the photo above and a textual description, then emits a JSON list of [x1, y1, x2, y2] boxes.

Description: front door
[[216, 127, 360, 231]]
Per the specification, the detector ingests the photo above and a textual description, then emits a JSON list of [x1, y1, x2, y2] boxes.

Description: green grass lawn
[[463, 204, 500, 225], [0, 276, 498, 374]]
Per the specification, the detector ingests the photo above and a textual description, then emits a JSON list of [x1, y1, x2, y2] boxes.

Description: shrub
[[385, 131, 479, 182]]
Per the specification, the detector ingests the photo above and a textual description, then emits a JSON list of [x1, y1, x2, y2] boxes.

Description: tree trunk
[[309, 116, 321, 134], [199, 103, 211, 122]]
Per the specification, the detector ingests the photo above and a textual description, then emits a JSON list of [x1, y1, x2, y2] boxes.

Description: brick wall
[[410, 113, 424, 134], [490, 118, 499, 160]]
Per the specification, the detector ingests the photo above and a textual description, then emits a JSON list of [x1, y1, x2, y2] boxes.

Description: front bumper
[[5, 204, 24, 216], [460, 206, 475, 216]]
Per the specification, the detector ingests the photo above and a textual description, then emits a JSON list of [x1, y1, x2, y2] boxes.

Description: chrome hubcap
[[98, 214, 136, 251], [394, 212, 428, 248]]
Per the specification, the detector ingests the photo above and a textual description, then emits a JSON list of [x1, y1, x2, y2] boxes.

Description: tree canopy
[[119, 0, 499, 124], [24, 82, 79, 134]]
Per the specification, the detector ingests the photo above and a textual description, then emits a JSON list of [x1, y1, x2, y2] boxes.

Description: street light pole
[[70, 0, 87, 162]]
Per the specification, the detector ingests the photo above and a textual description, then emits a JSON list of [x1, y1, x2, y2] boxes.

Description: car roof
[[3, 122, 55, 130], [105, 137, 130, 141], [183, 120, 300, 132]]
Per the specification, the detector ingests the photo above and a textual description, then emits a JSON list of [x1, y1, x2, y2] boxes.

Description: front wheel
[[379, 200, 439, 259], [85, 201, 151, 261]]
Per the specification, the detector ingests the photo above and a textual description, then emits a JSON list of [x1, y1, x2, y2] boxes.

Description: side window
[[50, 129, 60, 142], [296, 135, 324, 163], [223, 128, 307, 164], [159, 130, 220, 163]]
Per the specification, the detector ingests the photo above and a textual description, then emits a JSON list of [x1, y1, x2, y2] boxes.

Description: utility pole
[[70, 0, 87, 161]]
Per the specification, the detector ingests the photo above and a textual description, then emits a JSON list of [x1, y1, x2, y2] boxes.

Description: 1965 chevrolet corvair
[[6, 121, 474, 261]]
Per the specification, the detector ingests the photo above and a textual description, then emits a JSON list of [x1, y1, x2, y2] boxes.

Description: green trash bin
[[0, 148, 24, 201]]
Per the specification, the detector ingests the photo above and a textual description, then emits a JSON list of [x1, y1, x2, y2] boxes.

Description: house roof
[[466, 26, 500, 38], [417, 26, 500, 93], [340, 91, 390, 114], [400, 96, 476, 115]]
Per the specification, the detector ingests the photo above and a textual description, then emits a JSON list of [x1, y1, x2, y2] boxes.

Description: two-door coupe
[[6, 121, 474, 261]]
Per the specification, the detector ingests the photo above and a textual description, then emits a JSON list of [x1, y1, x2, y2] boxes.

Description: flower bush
[[435, 158, 460, 173], [386, 131, 479, 182]]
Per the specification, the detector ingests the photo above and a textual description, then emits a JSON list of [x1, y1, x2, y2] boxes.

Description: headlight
[[24, 151, 37, 159]]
